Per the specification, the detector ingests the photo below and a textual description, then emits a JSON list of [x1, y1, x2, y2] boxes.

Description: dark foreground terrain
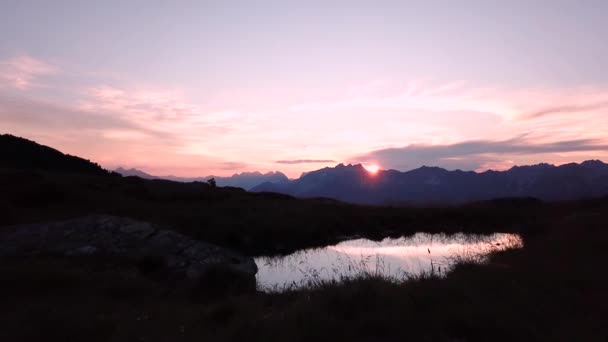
[[2, 169, 608, 341], [0, 167, 548, 256], [0, 200, 607, 341], [1, 135, 607, 341]]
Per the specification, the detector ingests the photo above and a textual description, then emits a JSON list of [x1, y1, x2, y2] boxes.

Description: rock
[[0, 215, 257, 280]]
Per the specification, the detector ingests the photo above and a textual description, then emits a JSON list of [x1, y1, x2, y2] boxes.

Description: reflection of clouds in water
[[255, 233, 522, 292]]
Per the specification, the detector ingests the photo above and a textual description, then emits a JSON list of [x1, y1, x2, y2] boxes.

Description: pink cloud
[[352, 135, 608, 172], [68, 84, 280, 175], [0, 55, 56, 90]]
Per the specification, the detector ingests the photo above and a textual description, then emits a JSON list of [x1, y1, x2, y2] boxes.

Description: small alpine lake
[[255, 233, 522, 292]]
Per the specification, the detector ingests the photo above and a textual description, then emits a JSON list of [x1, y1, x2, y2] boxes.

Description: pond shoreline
[[255, 232, 523, 291]]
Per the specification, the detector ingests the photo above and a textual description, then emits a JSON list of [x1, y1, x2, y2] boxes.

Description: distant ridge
[[114, 167, 288, 190], [0, 134, 110, 176], [252, 161, 608, 204], [114, 167, 157, 179], [3, 133, 607, 204]]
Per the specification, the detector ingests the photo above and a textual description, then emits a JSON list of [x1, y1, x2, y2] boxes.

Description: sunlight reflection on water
[[255, 233, 522, 292]]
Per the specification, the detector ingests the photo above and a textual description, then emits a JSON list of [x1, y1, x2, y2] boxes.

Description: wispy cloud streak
[[0, 55, 56, 90], [276, 159, 337, 165], [524, 101, 608, 119]]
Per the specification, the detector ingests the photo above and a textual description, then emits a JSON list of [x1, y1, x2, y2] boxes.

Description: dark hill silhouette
[[0, 134, 111, 176], [114, 167, 288, 190], [252, 161, 608, 204]]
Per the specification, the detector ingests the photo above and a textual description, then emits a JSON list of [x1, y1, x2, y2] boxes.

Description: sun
[[363, 164, 380, 174]]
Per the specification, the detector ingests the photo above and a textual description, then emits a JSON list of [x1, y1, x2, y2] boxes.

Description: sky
[[1, 0, 608, 178]]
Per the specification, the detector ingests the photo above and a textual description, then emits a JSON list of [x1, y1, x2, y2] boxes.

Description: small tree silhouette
[[207, 177, 217, 188]]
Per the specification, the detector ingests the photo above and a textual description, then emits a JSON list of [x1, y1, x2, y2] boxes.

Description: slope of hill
[[252, 161, 608, 204], [0, 134, 111, 176], [114, 167, 288, 190]]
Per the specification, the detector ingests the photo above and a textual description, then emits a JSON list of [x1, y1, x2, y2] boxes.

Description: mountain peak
[[334, 163, 365, 170], [509, 162, 555, 171], [581, 160, 607, 168]]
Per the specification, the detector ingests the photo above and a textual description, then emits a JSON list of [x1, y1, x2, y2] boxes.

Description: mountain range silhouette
[[252, 161, 608, 204], [2, 133, 607, 204], [114, 167, 288, 190]]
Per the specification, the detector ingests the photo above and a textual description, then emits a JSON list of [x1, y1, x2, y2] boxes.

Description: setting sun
[[363, 164, 380, 174]]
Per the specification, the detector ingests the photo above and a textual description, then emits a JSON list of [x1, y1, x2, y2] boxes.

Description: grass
[[1, 169, 607, 340]]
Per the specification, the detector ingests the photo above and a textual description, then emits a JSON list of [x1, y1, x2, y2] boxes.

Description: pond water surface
[[255, 233, 522, 291]]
